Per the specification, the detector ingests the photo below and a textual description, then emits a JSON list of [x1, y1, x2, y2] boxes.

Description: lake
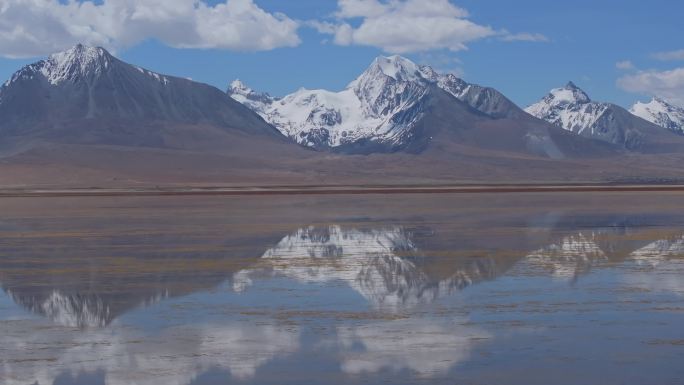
[[1, 193, 684, 385]]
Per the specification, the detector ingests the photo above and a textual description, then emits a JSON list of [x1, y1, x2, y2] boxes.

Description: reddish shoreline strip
[[1, 185, 684, 197]]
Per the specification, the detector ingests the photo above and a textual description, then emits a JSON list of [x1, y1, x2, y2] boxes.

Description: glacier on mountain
[[228, 55, 517, 150]]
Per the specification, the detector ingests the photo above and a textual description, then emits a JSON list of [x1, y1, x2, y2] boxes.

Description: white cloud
[[314, 0, 546, 54], [618, 67, 684, 106], [652, 49, 684, 61], [499, 32, 550, 43], [615, 60, 635, 70], [316, 0, 496, 54], [0, 0, 301, 58], [307, 20, 355, 46]]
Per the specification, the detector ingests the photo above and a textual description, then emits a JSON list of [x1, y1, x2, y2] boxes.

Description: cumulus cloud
[[615, 60, 635, 70], [0, 0, 301, 58], [618, 67, 684, 106], [312, 0, 547, 54], [652, 49, 684, 61], [314, 0, 495, 54]]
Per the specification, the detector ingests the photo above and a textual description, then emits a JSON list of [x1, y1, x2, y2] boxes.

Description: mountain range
[[2, 44, 684, 187], [228, 55, 531, 153], [228, 55, 621, 158]]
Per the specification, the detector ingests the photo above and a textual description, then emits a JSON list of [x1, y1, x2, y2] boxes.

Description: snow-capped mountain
[[525, 82, 652, 148], [228, 55, 526, 152], [3, 44, 118, 87], [0, 44, 278, 143], [630, 97, 684, 135]]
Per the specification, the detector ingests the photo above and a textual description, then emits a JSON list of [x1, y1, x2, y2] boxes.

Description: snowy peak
[[41, 44, 113, 85], [229, 79, 253, 95], [355, 55, 445, 85], [564, 81, 581, 91], [2, 44, 174, 89], [525, 82, 615, 141], [227, 79, 274, 112], [351, 56, 429, 120], [630, 97, 684, 134], [352, 56, 522, 119], [379, 55, 421, 80], [357, 55, 423, 83], [543, 81, 592, 106]]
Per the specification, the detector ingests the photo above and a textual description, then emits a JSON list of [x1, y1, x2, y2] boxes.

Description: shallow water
[[1, 193, 684, 385]]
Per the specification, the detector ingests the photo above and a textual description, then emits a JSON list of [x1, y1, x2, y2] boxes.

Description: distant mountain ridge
[[525, 82, 684, 152], [630, 97, 684, 135]]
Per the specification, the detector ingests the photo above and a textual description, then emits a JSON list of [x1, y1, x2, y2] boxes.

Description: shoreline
[[2, 184, 684, 197]]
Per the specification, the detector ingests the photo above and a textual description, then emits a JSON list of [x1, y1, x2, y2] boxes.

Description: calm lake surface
[[1, 193, 684, 385]]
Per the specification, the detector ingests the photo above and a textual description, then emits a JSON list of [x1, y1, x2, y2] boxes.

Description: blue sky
[[1, 0, 683, 108]]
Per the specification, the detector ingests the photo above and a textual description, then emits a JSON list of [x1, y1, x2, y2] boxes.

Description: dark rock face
[[299, 127, 330, 148], [308, 108, 341, 127], [418, 66, 524, 120], [457, 85, 524, 119]]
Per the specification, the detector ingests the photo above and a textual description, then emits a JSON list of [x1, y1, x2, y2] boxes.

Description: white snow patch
[[40, 44, 109, 85]]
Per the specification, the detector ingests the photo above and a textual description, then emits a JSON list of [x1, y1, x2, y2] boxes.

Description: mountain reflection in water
[[524, 231, 684, 283], [232, 225, 499, 310], [2, 197, 684, 385]]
